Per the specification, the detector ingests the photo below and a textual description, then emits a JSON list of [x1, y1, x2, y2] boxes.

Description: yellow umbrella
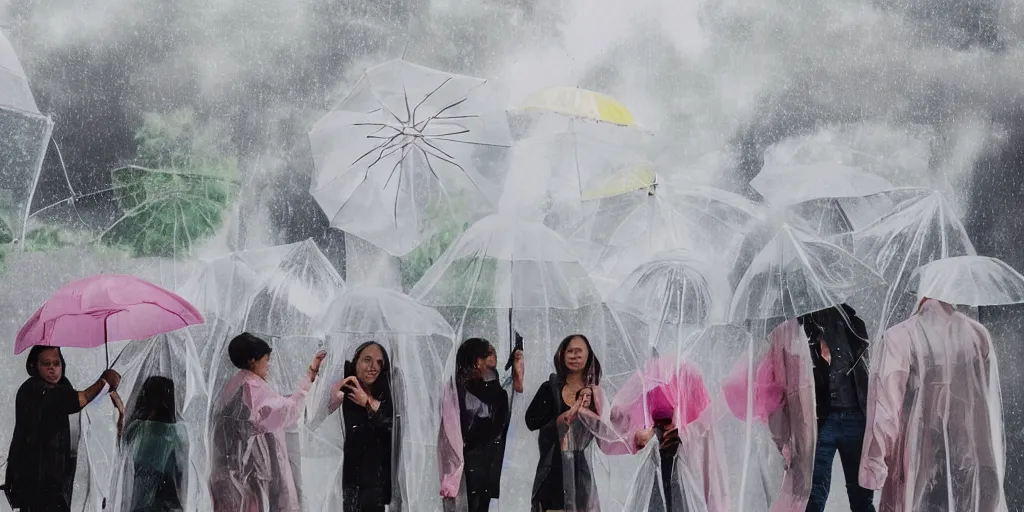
[[580, 164, 657, 201], [519, 86, 636, 126]]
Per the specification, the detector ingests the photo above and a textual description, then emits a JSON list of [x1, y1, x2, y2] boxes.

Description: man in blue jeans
[[799, 304, 876, 512]]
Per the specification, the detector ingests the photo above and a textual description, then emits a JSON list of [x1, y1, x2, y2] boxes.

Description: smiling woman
[[327, 341, 395, 512]]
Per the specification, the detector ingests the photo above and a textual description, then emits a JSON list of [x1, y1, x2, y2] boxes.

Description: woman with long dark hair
[[439, 337, 524, 512], [119, 375, 189, 512], [209, 333, 326, 512], [4, 346, 121, 512], [525, 334, 631, 512], [328, 341, 394, 512]]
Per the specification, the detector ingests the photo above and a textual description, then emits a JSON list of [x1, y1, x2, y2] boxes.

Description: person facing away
[[798, 304, 875, 512], [209, 333, 326, 512], [859, 298, 1006, 511], [525, 334, 632, 512], [439, 337, 525, 512], [327, 341, 394, 512], [119, 375, 189, 512], [3, 346, 121, 512]]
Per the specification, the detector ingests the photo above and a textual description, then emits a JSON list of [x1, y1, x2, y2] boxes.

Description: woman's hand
[[308, 350, 327, 379], [512, 350, 524, 394], [101, 369, 122, 391], [635, 427, 655, 449], [342, 376, 376, 410], [578, 387, 593, 410]]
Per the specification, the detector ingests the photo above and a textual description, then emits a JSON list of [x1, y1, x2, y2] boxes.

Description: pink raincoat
[[210, 370, 312, 512], [609, 360, 729, 511], [722, 319, 816, 512], [858, 299, 1006, 512]]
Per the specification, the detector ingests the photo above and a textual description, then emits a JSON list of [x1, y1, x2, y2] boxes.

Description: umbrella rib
[[416, 97, 470, 131], [431, 138, 510, 148], [403, 86, 413, 125], [425, 129, 471, 138], [411, 77, 454, 126], [420, 138, 456, 160]]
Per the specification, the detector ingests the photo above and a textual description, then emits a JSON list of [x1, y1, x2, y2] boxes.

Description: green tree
[[99, 109, 238, 258]]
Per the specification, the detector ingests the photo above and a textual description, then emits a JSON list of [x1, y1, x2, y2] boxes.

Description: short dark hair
[[456, 337, 494, 383], [228, 332, 272, 370], [553, 334, 602, 385]]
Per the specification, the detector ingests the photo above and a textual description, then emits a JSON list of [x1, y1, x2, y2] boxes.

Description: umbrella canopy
[[908, 256, 1024, 307], [410, 213, 601, 310], [15, 274, 205, 355], [309, 59, 511, 256], [568, 185, 762, 280], [608, 250, 731, 354], [730, 224, 885, 323], [851, 189, 975, 338], [519, 86, 635, 126], [751, 163, 895, 206], [0, 28, 53, 243]]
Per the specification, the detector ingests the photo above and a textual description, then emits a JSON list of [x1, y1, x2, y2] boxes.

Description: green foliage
[[398, 189, 474, 289], [100, 109, 238, 258]]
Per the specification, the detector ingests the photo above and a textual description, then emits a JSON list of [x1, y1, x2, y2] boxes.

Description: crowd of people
[[2, 298, 1004, 512]]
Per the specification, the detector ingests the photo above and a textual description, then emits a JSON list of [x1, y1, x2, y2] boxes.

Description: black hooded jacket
[[799, 304, 870, 426]]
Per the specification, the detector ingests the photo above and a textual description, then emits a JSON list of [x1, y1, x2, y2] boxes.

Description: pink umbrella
[[15, 274, 205, 365]]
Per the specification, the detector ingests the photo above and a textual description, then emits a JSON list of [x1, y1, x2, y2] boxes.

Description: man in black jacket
[[799, 304, 875, 512]]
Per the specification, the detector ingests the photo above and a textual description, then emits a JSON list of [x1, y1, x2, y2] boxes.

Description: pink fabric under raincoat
[[210, 370, 312, 512], [722, 319, 816, 512], [858, 299, 1006, 512], [609, 359, 729, 512]]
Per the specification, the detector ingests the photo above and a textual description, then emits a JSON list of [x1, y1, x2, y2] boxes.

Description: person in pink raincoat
[[723, 318, 818, 512], [858, 298, 1006, 512], [525, 334, 635, 512], [209, 333, 326, 512], [609, 358, 729, 512]]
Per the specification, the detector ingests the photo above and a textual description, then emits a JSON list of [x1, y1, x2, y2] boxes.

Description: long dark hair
[[131, 376, 176, 424], [344, 341, 392, 401], [455, 337, 493, 385], [553, 334, 602, 386], [26, 345, 72, 388]]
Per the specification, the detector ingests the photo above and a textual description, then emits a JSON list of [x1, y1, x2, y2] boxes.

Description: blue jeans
[[806, 409, 875, 512]]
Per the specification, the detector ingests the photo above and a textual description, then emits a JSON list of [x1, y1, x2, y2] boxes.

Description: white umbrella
[[909, 256, 1024, 307], [309, 59, 512, 256], [0, 28, 53, 242]]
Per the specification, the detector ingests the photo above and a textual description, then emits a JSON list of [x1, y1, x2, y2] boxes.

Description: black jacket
[[458, 374, 511, 499], [341, 391, 394, 500], [800, 304, 870, 427]]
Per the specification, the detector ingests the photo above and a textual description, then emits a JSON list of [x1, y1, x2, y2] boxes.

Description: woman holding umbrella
[[4, 346, 121, 512]]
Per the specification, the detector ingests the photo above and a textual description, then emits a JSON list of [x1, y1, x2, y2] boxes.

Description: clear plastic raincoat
[[859, 299, 1006, 512], [209, 368, 312, 512], [723, 319, 817, 512]]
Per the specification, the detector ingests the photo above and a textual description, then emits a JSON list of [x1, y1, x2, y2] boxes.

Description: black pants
[[21, 495, 71, 512], [343, 485, 385, 512], [467, 493, 491, 512]]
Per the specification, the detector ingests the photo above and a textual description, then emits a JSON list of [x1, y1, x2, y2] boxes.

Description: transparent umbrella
[[303, 286, 454, 511], [607, 250, 731, 356], [730, 224, 885, 323], [108, 329, 210, 511], [0, 28, 53, 243], [410, 213, 640, 512], [851, 189, 975, 339], [908, 256, 1024, 307], [309, 59, 512, 256], [567, 184, 762, 281]]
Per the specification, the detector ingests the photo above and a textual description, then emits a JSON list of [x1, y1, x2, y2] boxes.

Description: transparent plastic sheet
[[108, 331, 208, 512], [850, 189, 976, 342], [564, 186, 760, 282], [908, 256, 1024, 307], [722, 319, 817, 512], [860, 299, 1006, 511], [0, 108, 52, 244], [308, 59, 511, 257], [730, 224, 886, 323], [306, 287, 455, 512]]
